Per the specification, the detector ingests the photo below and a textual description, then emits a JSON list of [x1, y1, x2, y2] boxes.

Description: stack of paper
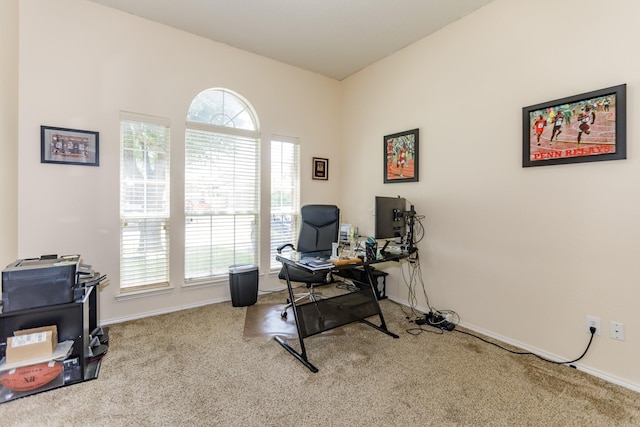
[[296, 258, 334, 270]]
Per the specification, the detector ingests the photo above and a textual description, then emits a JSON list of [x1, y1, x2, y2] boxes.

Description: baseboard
[[101, 284, 290, 326], [572, 364, 640, 394], [100, 297, 228, 325], [458, 322, 640, 394], [387, 296, 640, 394]]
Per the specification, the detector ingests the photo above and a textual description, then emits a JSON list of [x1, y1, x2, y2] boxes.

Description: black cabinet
[[0, 286, 104, 403]]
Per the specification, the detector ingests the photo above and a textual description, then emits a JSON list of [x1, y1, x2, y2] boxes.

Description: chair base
[[281, 290, 325, 318]]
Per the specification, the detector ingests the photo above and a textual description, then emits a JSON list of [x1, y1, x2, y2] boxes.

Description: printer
[[1, 255, 82, 313]]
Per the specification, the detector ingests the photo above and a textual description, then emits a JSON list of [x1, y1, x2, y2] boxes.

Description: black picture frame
[[384, 128, 419, 183], [522, 84, 626, 167], [312, 157, 328, 180], [41, 126, 99, 166]]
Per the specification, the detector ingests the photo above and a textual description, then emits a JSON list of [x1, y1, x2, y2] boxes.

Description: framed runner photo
[[522, 84, 626, 167], [41, 126, 99, 166], [384, 128, 419, 183]]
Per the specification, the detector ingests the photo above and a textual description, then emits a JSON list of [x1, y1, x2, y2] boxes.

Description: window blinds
[[120, 114, 170, 290], [184, 128, 259, 281], [270, 138, 300, 270]]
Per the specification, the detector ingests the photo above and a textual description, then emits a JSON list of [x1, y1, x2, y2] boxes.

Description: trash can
[[229, 264, 259, 307]]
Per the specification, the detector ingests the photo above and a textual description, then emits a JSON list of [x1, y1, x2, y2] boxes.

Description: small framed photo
[[523, 84, 626, 167], [312, 157, 328, 180], [384, 128, 419, 183], [41, 126, 99, 166]]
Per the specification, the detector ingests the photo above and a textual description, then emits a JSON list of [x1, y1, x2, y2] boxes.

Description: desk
[[275, 253, 402, 372]]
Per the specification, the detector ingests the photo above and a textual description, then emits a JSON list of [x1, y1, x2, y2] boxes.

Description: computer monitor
[[374, 196, 407, 240]]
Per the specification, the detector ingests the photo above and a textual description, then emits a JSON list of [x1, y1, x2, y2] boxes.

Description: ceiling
[[87, 0, 495, 81]]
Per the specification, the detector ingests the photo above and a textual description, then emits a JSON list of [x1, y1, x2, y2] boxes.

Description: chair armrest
[[277, 243, 295, 254]]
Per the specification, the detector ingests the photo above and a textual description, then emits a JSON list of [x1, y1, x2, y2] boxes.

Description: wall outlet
[[586, 316, 601, 335], [610, 321, 625, 341]]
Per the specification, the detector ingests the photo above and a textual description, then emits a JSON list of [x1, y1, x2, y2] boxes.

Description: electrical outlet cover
[[586, 316, 601, 335], [610, 321, 625, 341]]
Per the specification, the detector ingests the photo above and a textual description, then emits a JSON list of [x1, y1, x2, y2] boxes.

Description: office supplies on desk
[[365, 237, 377, 261], [330, 242, 339, 260], [295, 258, 334, 270], [330, 257, 362, 266]]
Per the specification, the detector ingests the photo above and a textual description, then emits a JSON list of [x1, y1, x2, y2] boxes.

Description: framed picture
[[523, 84, 626, 167], [384, 128, 419, 183], [312, 157, 328, 180], [41, 126, 99, 166]]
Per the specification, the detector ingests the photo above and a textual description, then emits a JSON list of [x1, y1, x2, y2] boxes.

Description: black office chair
[[277, 204, 340, 318]]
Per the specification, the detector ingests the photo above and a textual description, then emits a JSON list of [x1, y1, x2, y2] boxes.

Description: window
[[185, 89, 260, 282], [270, 137, 300, 270], [120, 113, 170, 291]]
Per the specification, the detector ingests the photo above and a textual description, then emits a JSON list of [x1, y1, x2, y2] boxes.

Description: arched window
[[184, 89, 260, 282]]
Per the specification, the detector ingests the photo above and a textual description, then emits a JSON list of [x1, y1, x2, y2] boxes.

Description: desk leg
[[273, 263, 319, 373], [361, 264, 399, 339]]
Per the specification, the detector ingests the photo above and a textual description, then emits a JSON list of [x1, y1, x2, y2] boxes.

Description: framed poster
[[523, 84, 626, 167], [41, 126, 99, 166], [312, 157, 328, 180], [384, 128, 419, 183]]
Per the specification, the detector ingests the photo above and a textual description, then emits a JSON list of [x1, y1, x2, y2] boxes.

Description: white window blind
[[185, 89, 260, 282], [270, 137, 300, 270], [120, 113, 170, 290]]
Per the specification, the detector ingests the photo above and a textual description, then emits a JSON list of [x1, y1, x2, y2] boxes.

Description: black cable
[[454, 327, 596, 365], [405, 324, 444, 336], [396, 209, 434, 321], [397, 206, 596, 366], [399, 254, 429, 320]]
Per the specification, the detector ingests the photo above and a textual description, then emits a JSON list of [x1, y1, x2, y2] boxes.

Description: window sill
[[182, 278, 226, 290], [115, 286, 174, 301]]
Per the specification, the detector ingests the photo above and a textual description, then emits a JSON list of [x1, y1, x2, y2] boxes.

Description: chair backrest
[[296, 205, 340, 254]]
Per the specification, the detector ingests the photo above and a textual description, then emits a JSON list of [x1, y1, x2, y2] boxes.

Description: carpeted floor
[[1, 286, 639, 426]]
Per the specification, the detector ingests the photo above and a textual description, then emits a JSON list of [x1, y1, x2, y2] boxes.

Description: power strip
[[415, 312, 455, 331]]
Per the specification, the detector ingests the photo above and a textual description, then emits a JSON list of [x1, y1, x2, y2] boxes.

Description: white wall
[[17, 0, 342, 321], [341, 0, 640, 390], [0, 0, 18, 267], [11, 0, 640, 391]]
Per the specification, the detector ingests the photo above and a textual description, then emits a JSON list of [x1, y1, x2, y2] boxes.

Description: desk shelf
[[296, 290, 379, 338]]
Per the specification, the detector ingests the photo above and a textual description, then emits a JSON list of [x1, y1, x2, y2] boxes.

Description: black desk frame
[[274, 254, 401, 372]]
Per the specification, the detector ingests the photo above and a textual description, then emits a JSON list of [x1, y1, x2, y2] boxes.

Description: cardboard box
[[6, 326, 58, 364]]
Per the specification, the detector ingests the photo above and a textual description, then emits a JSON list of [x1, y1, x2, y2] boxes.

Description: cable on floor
[[454, 327, 596, 365]]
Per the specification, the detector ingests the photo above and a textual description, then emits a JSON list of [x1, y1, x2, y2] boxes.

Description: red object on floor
[[0, 361, 63, 392]]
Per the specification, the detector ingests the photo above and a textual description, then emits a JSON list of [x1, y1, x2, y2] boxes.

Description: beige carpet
[[1, 287, 639, 426]]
